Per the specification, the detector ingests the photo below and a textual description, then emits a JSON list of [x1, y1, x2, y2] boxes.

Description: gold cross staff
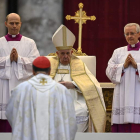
[[40, 78, 47, 85], [66, 3, 96, 55]]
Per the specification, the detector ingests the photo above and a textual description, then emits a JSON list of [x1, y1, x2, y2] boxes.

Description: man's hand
[[124, 54, 131, 69], [59, 81, 75, 89], [10, 48, 18, 63], [10, 51, 14, 62], [129, 54, 137, 69], [13, 48, 18, 62]]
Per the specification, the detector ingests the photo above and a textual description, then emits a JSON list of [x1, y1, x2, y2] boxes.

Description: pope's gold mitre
[[52, 25, 76, 50]]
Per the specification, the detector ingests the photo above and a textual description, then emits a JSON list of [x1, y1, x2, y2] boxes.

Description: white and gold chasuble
[[50, 55, 106, 132], [54, 63, 89, 132], [6, 74, 77, 140]]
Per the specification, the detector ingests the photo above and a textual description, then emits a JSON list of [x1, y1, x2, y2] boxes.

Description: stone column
[[18, 0, 63, 55], [0, 0, 6, 37]]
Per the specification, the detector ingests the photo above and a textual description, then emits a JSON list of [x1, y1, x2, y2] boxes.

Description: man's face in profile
[[56, 49, 73, 65]]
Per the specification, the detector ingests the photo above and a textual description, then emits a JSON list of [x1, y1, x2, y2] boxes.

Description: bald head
[[6, 13, 21, 22], [5, 13, 22, 35]]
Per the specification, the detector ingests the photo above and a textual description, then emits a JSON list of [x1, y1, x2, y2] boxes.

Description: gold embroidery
[[63, 26, 67, 47], [56, 46, 73, 50], [57, 69, 69, 74], [50, 55, 106, 132], [40, 78, 47, 85]]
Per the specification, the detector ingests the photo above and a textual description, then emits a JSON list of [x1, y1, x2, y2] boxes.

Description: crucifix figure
[[66, 3, 96, 55], [40, 78, 47, 85]]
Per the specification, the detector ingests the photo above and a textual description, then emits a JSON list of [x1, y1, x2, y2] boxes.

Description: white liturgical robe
[[54, 63, 105, 132], [6, 74, 77, 140], [106, 46, 140, 124], [0, 36, 40, 119]]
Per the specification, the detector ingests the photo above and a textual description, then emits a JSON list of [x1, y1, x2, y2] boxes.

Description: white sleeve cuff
[[71, 81, 82, 93], [116, 63, 124, 83]]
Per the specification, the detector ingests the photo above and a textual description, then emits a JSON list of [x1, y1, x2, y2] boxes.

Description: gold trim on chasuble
[[50, 55, 106, 132], [57, 69, 69, 74]]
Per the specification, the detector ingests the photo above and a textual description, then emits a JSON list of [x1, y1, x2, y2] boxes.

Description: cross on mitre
[[40, 78, 47, 85]]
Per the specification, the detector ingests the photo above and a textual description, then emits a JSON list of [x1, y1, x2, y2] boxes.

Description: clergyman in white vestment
[[106, 23, 140, 132], [49, 25, 106, 132], [0, 13, 40, 132], [6, 56, 77, 140]]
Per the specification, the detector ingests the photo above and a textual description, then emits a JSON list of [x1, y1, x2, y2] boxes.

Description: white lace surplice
[[0, 36, 40, 119], [106, 46, 140, 124]]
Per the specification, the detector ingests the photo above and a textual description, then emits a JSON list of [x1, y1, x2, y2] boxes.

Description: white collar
[[28, 74, 56, 92], [8, 33, 19, 38], [131, 41, 139, 47]]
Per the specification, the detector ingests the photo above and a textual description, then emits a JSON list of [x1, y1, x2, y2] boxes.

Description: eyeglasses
[[124, 32, 138, 37]]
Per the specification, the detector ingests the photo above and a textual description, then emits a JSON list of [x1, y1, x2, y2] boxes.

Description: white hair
[[124, 23, 140, 33]]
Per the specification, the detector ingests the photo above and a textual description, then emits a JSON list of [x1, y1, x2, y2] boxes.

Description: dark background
[[63, 0, 140, 82]]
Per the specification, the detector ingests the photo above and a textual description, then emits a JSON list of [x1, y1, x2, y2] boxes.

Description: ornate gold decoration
[[102, 87, 114, 132], [63, 26, 67, 47], [71, 48, 87, 56], [50, 55, 106, 132], [47, 48, 87, 56], [40, 78, 47, 85], [47, 52, 57, 56], [102, 88, 113, 112], [66, 3, 96, 56], [57, 69, 69, 74], [105, 112, 111, 132]]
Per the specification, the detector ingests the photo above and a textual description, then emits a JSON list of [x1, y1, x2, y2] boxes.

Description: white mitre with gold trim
[[52, 25, 76, 50]]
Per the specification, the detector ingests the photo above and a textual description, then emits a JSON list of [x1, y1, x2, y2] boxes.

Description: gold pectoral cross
[[66, 3, 96, 55], [40, 78, 47, 85]]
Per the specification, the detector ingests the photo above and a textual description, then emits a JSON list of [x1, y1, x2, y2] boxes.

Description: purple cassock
[[112, 124, 140, 133], [0, 34, 22, 132], [5, 33, 22, 41], [112, 42, 140, 133], [127, 42, 140, 51]]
